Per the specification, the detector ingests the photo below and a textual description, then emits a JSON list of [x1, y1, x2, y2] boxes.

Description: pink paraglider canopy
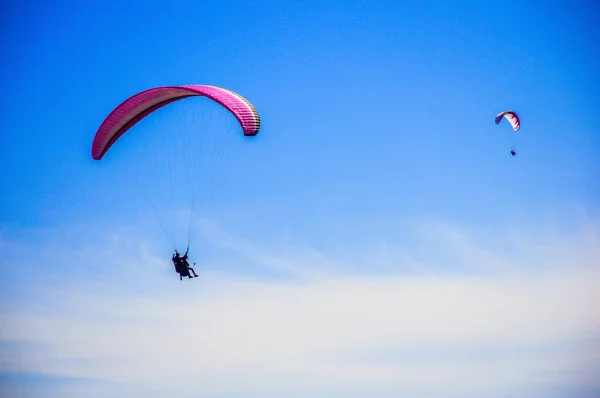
[[92, 85, 261, 160]]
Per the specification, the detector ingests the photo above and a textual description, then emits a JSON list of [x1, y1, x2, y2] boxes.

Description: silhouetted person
[[172, 248, 198, 280]]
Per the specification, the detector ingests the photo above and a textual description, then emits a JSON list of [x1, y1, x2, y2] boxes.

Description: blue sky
[[1, 1, 599, 397]]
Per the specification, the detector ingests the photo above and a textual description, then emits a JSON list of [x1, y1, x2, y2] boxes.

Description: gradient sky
[[1, 1, 599, 397]]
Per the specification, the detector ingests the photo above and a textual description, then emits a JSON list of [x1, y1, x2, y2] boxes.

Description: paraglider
[[92, 85, 261, 280], [173, 248, 198, 280], [495, 110, 520, 156]]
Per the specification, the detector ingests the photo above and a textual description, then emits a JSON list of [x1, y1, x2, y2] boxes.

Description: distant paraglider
[[495, 110, 520, 156]]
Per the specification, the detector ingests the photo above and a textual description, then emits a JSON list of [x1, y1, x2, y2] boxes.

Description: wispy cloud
[[1, 217, 599, 397]]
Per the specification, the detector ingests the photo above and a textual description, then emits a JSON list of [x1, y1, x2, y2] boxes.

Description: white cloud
[[1, 218, 599, 397]]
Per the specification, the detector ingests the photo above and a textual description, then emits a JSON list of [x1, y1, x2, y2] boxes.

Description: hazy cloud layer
[[1, 218, 599, 397]]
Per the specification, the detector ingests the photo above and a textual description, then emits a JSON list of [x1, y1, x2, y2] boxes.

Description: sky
[[1, 0, 599, 397]]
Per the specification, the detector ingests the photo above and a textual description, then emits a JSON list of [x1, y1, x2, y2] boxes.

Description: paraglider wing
[[91, 85, 261, 160], [495, 110, 520, 131]]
